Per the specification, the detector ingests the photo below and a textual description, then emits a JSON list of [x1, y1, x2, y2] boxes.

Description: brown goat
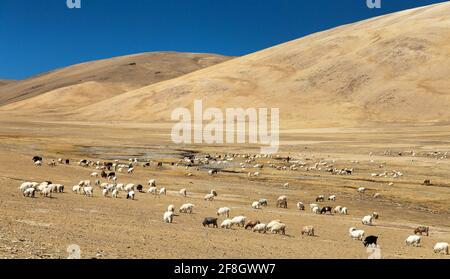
[[244, 220, 261, 230]]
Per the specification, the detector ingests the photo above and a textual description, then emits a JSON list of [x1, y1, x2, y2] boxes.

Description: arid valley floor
[[0, 119, 449, 259]]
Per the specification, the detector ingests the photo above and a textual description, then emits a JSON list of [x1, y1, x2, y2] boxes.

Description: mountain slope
[[3, 3, 450, 128], [67, 2, 450, 127], [0, 52, 232, 108], [0, 80, 16, 87]]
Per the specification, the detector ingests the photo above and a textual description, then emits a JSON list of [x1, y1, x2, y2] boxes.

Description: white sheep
[[72, 185, 82, 194], [312, 206, 321, 214], [148, 186, 157, 195], [159, 187, 167, 195], [231, 216, 246, 227], [23, 188, 36, 198], [179, 188, 187, 197], [41, 187, 52, 198], [19, 182, 38, 192], [124, 184, 135, 192], [309, 203, 319, 209], [102, 188, 109, 197], [221, 219, 233, 229], [148, 179, 156, 187], [434, 242, 449, 255], [297, 202, 305, 210], [252, 224, 267, 233], [217, 207, 230, 218], [90, 172, 99, 177], [163, 211, 174, 223], [405, 235, 421, 247], [179, 203, 195, 214], [127, 168, 134, 174], [84, 187, 94, 197], [349, 227, 365, 241], [167, 205, 175, 212], [301, 225, 315, 236], [270, 222, 286, 235], [334, 206, 342, 214], [126, 191, 135, 200], [357, 187, 366, 194], [267, 220, 282, 230], [204, 193, 215, 201], [341, 207, 348, 215], [252, 201, 261, 209], [362, 215, 374, 226], [328, 195, 337, 201], [79, 180, 91, 187], [112, 189, 119, 198]]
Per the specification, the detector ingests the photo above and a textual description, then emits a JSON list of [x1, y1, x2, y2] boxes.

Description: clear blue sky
[[0, 0, 448, 80]]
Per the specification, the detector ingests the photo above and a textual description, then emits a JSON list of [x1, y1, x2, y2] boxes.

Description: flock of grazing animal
[[19, 155, 450, 257]]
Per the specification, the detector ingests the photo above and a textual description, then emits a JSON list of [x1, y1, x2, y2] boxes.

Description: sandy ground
[[0, 119, 449, 259]]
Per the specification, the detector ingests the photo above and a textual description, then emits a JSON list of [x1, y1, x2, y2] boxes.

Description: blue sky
[[0, 0, 448, 80]]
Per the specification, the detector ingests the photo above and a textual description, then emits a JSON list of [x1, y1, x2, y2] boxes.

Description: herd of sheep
[[19, 154, 450, 257]]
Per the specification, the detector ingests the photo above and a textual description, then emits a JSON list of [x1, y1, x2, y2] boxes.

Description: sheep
[[276, 196, 288, 208], [220, 219, 233, 229], [231, 216, 246, 227], [320, 206, 333, 215], [136, 185, 144, 192], [95, 180, 101, 186], [372, 212, 379, 220], [357, 187, 366, 194], [433, 242, 449, 255], [34, 160, 42, 166], [167, 205, 175, 212], [179, 188, 187, 197], [217, 207, 230, 218], [301, 226, 315, 236], [90, 172, 99, 177], [148, 179, 156, 187], [19, 182, 38, 192], [349, 227, 365, 241], [341, 207, 348, 215], [124, 184, 135, 192], [258, 199, 268, 207], [204, 193, 215, 201], [41, 187, 52, 198], [127, 168, 134, 174], [309, 203, 319, 209], [159, 187, 167, 196], [84, 187, 94, 197], [23, 188, 36, 198], [116, 184, 125, 191], [334, 206, 342, 214], [297, 202, 305, 211], [405, 235, 421, 247], [312, 206, 321, 214], [267, 220, 282, 230], [373, 193, 381, 199], [252, 224, 267, 233], [363, 236, 378, 247], [210, 190, 218, 197], [72, 185, 82, 194], [102, 188, 109, 197], [148, 186, 157, 195], [252, 201, 261, 209], [362, 215, 374, 226], [179, 203, 195, 214], [112, 189, 119, 198], [54, 184, 64, 193], [163, 211, 174, 223], [126, 191, 135, 200], [316, 195, 325, 202], [245, 220, 261, 230], [328, 195, 337, 201], [270, 222, 286, 235], [202, 217, 218, 228], [414, 226, 429, 236]]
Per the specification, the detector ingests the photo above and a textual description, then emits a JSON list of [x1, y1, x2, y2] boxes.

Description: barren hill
[[0, 80, 16, 87], [2, 3, 450, 128], [0, 52, 231, 108]]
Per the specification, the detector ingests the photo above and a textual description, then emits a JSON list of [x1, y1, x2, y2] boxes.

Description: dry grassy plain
[[0, 119, 449, 259]]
